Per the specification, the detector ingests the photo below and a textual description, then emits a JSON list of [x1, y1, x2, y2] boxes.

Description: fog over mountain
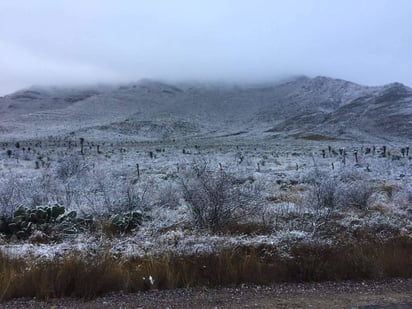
[[1, 1, 411, 141], [1, 1, 412, 95], [1, 76, 411, 142]]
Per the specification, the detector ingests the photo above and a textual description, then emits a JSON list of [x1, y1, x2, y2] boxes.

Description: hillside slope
[[0, 76, 410, 141]]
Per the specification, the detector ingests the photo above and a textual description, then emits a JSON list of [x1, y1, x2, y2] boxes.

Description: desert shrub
[[0, 177, 32, 216], [157, 183, 180, 209], [102, 180, 149, 214], [303, 168, 375, 211], [78, 170, 153, 217], [181, 167, 258, 233], [0, 178, 20, 216], [313, 178, 338, 209], [337, 180, 374, 210], [54, 154, 89, 181], [0, 174, 65, 217], [383, 182, 412, 210], [29, 172, 62, 207], [338, 168, 366, 182], [302, 169, 339, 210]]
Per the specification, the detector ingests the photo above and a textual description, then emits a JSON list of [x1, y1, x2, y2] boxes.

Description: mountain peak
[[1, 75, 411, 141], [382, 82, 410, 92]]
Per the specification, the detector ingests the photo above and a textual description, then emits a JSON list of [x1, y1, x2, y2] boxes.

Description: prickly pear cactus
[[51, 204, 65, 219], [109, 210, 143, 233], [0, 204, 80, 239]]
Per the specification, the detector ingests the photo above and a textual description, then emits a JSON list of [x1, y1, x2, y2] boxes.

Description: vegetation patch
[[1, 236, 412, 301], [291, 134, 340, 141], [0, 205, 78, 240]]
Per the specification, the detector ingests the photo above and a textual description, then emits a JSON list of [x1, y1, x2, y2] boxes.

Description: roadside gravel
[[3, 278, 412, 309]]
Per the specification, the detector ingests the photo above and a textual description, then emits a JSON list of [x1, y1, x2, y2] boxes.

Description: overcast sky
[[0, 0, 411, 95]]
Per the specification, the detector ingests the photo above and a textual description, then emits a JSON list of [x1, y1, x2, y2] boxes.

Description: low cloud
[[0, 0, 411, 94]]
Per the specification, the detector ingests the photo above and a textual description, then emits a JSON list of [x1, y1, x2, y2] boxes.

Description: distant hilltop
[[0, 76, 411, 142]]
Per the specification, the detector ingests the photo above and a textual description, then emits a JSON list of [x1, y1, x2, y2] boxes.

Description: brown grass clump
[[0, 247, 283, 301], [270, 192, 303, 204], [286, 236, 412, 281], [1, 236, 412, 301], [267, 184, 307, 204], [377, 183, 401, 199], [0, 252, 125, 300]]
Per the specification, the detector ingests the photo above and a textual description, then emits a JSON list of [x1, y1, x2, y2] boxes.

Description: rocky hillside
[[0, 76, 410, 141], [268, 81, 412, 140]]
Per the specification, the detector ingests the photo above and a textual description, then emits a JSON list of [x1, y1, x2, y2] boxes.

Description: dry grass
[[268, 191, 304, 204], [1, 236, 412, 301], [377, 183, 401, 199], [0, 252, 125, 300], [287, 236, 412, 281]]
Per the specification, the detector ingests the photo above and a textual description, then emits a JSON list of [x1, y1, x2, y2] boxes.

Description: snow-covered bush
[[181, 167, 258, 232], [77, 170, 153, 215], [0, 177, 24, 216], [303, 168, 375, 211], [0, 174, 63, 216], [156, 183, 180, 209], [30, 171, 64, 207], [54, 154, 89, 181], [392, 183, 412, 208], [302, 169, 339, 210], [337, 180, 374, 210]]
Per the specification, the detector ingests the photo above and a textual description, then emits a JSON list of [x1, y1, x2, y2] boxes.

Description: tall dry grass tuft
[[0, 252, 125, 300], [286, 236, 412, 281], [0, 236, 412, 301]]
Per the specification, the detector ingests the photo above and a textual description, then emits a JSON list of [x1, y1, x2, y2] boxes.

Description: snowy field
[[0, 135, 411, 260]]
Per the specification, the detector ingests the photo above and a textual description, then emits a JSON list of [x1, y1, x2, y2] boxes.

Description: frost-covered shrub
[[302, 169, 339, 210], [54, 154, 89, 181], [157, 183, 180, 209], [0, 173, 71, 216], [303, 168, 376, 211], [337, 180, 374, 210], [1, 176, 53, 215], [181, 168, 257, 232], [0, 177, 24, 216], [338, 168, 366, 182], [76, 169, 154, 216], [314, 178, 338, 210], [392, 183, 412, 208], [29, 172, 62, 207]]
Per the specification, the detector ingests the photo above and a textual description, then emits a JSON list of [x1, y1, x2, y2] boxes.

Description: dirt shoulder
[[3, 278, 412, 309]]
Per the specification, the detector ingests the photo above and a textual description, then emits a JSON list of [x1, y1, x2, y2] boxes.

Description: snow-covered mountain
[[0, 76, 411, 141], [266, 80, 412, 140]]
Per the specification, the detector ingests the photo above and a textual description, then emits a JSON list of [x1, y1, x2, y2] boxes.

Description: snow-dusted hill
[[268, 81, 412, 140], [0, 76, 410, 141]]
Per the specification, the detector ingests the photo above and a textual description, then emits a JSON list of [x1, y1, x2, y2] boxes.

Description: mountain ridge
[[0, 76, 411, 142]]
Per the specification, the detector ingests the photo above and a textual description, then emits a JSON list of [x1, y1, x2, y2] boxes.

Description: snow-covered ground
[[0, 136, 411, 260]]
